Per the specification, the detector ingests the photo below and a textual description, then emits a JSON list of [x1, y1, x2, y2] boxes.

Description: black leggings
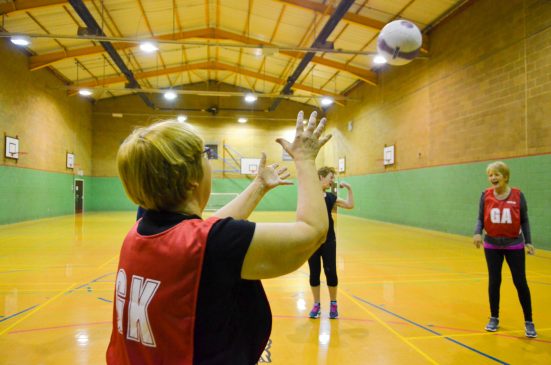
[[308, 239, 338, 287], [484, 248, 532, 321]]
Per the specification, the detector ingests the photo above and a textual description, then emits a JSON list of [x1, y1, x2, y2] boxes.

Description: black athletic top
[[137, 210, 271, 365], [324, 193, 338, 242]]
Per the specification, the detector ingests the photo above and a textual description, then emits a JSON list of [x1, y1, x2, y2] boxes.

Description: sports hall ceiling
[[0, 0, 467, 109]]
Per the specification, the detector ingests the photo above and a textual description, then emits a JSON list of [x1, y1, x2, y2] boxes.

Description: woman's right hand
[[276, 111, 332, 161], [339, 181, 351, 189], [473, 234, 482, 248]]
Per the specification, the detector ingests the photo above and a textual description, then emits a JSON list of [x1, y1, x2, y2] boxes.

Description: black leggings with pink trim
[[484, 248, 532, 321]]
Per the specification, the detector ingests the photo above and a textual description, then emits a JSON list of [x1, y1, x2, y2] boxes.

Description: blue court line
[[68, 272, 115, 293], [0, 305, 39, 323], [97, 297, 112, 303], [352, 295, 510, 365]]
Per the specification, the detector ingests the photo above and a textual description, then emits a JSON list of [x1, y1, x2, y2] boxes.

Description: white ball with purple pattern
[[377, 20, 422, 66]]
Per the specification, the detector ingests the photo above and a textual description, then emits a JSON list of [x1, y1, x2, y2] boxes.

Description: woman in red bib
[[473, 161, 536, 338], [107, 111, 332, 364]]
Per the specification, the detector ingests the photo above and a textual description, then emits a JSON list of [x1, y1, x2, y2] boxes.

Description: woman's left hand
[[525, 243, 535, 255], [255, 153, 293, 190]]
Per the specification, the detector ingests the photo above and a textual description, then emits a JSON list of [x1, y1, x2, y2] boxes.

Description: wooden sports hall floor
[[0, 211, 549, 364]]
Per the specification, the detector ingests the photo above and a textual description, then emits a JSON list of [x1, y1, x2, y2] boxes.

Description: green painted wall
[[85, 177, 299, 212], [211, 178, 298, 211], [340, 155, 551, 250], [0, 165, 76, 224], [2, 155, 549, 250], [86, 177, 136, 211]]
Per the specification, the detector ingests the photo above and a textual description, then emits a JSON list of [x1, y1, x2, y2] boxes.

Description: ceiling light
[[177, 115, 187, 122], [10, 35, 31, 46], [163, 90, 177, 100], [320, 97, 333, 107], [237, 117, 248, 124], [140, 42, 158, 53], [78, 89, 93, 96], [244, 93, 257, 103], [373, 55, 387, 64]]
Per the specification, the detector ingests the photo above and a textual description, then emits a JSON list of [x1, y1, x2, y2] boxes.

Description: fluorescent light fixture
[[320, 97, 333, 107], [140, 41, 158, 53], [10, 35, 31, 46], [164, 90, 177, 100], [177, 115, 187, 122], [373, 54, 387, 64], [244, 93, 257, 103], [78, 89, 93, 96], [237, 117, 248, 124]]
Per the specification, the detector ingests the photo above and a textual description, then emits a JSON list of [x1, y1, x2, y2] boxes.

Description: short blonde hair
[[486, 161, 510, 183], [117, 120, 204, 211]]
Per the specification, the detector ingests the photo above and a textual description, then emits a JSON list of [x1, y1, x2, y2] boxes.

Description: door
[[75, 180, 84, 214]]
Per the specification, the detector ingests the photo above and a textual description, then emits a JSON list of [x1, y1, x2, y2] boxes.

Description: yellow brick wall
[[0, 40, 93, 175], [92, 91, 325, 177], [327, 0, 551, 175], [92, 0, 551, 179]]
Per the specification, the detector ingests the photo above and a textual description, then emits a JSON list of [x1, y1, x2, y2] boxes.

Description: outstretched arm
[[213, 153, 292, 220], [335, 182, 354, 209], [242, 111, 332, 279]]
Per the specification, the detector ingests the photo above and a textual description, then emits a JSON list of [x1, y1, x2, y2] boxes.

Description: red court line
[[8, 320, 111, 334], [428, 324, 480, 333], [490, 333, 551, 343]]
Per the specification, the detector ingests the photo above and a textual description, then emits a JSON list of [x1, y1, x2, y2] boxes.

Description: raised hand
[[255, 152, 293, 190], [339, 181, 351, 189], [276, 111, 332, 161]]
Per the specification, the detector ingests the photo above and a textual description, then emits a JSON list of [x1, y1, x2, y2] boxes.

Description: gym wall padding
[[338, 154, 551, 250]]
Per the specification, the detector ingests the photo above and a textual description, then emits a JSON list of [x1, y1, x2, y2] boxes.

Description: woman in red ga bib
[[473, 161, 536, 338]]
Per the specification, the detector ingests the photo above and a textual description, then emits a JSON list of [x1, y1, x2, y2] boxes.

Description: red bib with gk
[[107, 216, 219, 365]]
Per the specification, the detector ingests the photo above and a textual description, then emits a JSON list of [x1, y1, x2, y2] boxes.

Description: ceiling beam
[[0, 0, 385, 29], [29, 29, 211, 70], [2, 0, 429, 54], [0, 0, 67, 15], [270, 0, 355, 111], [275, 0, 430, 53], [73, 60, 344, 101], [28, 27, 377, 84], [0, 0, 384, 30], [275, 0, 386, 30], [68, 0, 155, 108]]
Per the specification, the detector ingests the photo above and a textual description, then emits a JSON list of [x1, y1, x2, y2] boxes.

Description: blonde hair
[[486, 161, 510, 183], [318, 166, 336, 178], [117, 120, 204, 211]]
